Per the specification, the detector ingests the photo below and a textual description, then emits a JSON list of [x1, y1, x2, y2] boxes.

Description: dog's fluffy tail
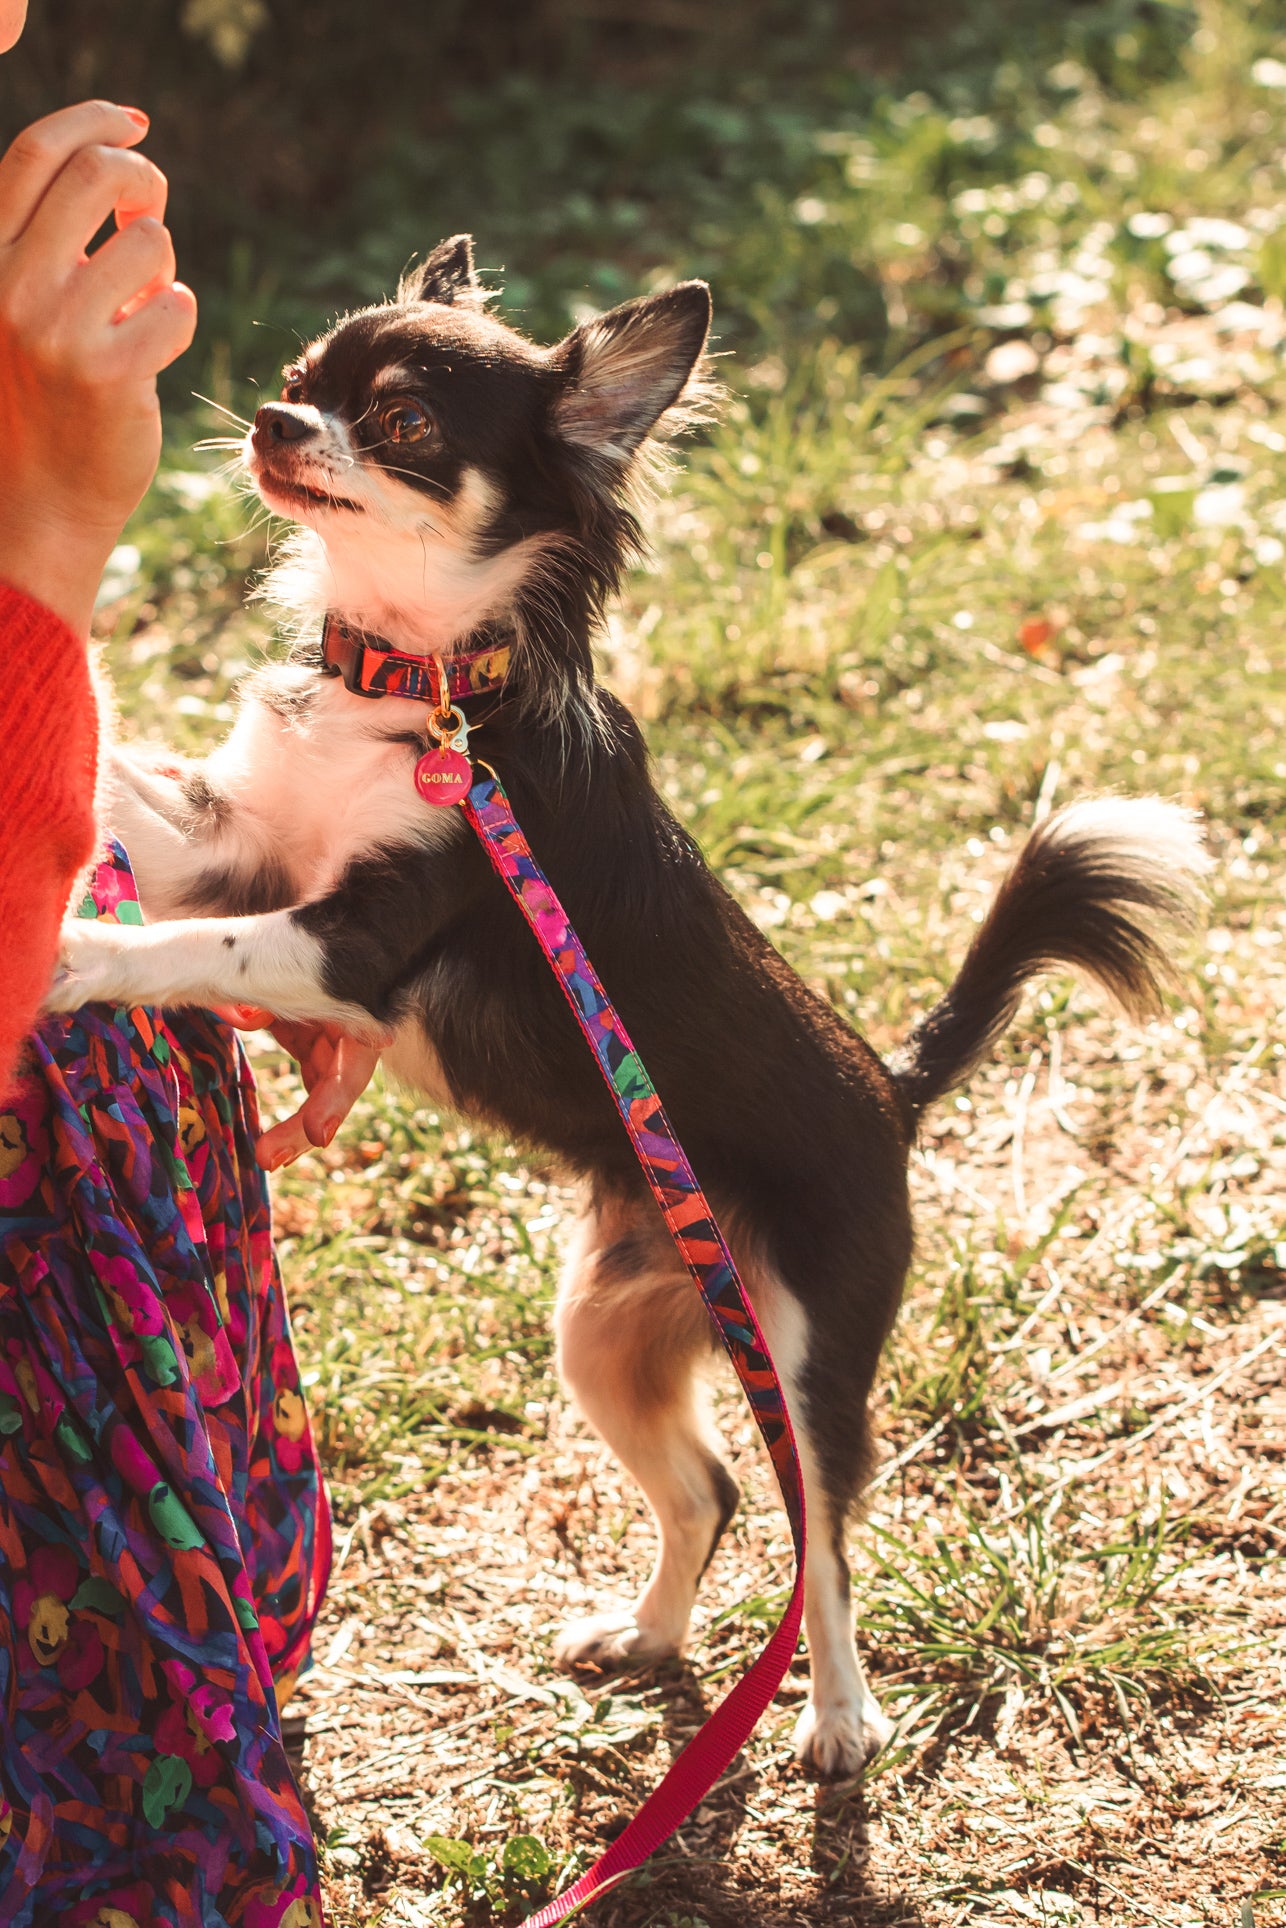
[[887, 798, 1210, 1119]]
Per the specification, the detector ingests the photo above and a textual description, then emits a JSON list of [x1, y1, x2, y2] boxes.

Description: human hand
[[0, 100, 197, 638], [221, 1006, 389, 1171]]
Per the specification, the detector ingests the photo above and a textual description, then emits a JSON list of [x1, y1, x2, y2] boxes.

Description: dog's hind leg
[[552, 1193, 739, 1669], [749, 1277, 892, 1779], [553, 1196, 890, 1777], [790, 1491, 891, 1777]]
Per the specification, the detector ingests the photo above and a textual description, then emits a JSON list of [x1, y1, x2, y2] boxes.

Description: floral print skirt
[[0, 844, 329, 1927]]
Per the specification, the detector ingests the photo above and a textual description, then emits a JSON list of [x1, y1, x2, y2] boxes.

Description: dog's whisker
[[191, 392, 254, 430], [369, 461, 452, 501]]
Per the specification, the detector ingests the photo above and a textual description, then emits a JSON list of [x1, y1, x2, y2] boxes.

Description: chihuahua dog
[[50, 236, 1208, 1777]]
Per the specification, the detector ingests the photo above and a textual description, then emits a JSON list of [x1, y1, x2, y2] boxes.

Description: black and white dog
[[50, 236, 1208, 1777]]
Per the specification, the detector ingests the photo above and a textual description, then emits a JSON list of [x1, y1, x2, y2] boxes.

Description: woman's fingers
[[255, 1055, 352, 1172], [0, 99, 148, 246], [257, 1017, 327, 1083], [288, 1033, 384, 1146], [103, 280, 198, 380], [213, 1002, 274, 1028], [73, 213, 174, 323], [18, 142, 167, 271], [246, 1021, 387, 1170], [315, 1034, 384, 1131], [255, 1111, 315, 1172]]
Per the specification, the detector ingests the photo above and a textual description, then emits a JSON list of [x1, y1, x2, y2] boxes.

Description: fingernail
[[120, 106, 150, 128], [319, 1118, 340, 1147]]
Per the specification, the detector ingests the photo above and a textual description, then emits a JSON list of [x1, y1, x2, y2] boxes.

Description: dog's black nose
[[253, 403, 316, 445]]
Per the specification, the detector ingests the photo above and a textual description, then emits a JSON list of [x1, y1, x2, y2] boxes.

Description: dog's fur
[[49, 236, 1210, 1777]]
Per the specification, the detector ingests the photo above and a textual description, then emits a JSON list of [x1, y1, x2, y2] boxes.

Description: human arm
[[0, 99, 195, 1095], [0, 585, 97, 1095]]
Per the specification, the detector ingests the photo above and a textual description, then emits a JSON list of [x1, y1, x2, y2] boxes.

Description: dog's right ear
[[399, 235, 485, 308]]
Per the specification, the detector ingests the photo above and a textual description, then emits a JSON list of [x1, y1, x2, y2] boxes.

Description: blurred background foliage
[[3, 0, 1204, 403]]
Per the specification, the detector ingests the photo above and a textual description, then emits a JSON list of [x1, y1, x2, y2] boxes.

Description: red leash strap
[[462, 768, 806, 1922]]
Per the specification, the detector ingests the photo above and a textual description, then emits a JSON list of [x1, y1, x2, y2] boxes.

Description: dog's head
[[246, 235, 712, 713]]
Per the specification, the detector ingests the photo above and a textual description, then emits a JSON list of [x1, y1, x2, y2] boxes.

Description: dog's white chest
[[211, 671, 458, 897], [109, 667, 459, 923]]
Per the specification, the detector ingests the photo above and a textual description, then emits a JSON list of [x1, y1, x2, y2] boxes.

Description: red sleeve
[[0, 583, 99, 1099]]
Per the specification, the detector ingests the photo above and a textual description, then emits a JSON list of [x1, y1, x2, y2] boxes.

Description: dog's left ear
[[554, 282, 712, 462], [400, 234, 484, 308]]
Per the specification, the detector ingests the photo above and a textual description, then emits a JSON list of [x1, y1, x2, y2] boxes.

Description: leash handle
[[462, 769, 806, 1923]]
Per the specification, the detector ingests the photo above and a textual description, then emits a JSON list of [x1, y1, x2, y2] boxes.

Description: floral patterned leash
[[422, 717, 809, 1920]]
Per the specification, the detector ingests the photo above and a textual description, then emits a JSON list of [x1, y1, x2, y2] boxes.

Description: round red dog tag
[[414, 747, 472, 805]]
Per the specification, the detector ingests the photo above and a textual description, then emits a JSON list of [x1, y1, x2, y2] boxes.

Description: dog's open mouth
[[255, 468, 364, 514]]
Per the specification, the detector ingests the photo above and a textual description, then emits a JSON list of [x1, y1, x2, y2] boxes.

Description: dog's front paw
[[43, 921, 131, 1014], [553, 1608, 681, 1672], [793, 1691, 892, 1779]]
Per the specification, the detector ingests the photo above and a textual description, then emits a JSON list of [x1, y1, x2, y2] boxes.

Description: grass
[[95, 1, 1286, 1921]]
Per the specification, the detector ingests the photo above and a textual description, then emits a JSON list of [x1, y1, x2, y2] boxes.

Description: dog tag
[[414, 745, 473, 805]]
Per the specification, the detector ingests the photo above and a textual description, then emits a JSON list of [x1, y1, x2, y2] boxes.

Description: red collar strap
[[320, 612, 511, 706]]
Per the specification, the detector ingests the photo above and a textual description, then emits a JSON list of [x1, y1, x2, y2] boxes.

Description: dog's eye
[[282, 374, 305, 403], [379, 399, 434, 445]]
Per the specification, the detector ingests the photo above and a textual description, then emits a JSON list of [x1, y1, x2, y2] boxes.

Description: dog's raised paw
[[553, 1609, 681, 1672], [43, 931, 93, 1013], [793, 1693, 892, 1779], [42, 922, 123, 1014]]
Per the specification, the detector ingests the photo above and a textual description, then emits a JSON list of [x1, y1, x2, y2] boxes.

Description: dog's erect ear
[[399, 235, 484, 308], [554, 282, 712, 462]]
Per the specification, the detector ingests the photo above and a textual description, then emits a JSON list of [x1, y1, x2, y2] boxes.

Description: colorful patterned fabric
[[462, 770, 806, 1926], [320, 614, 509, 705], [0, 842, 329, 1928]]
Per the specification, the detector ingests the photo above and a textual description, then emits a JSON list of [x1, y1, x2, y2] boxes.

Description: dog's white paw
[[44, 921, 128, 1013], [553, 1608, 681, 1672], [793, 1691, 892, 1779]]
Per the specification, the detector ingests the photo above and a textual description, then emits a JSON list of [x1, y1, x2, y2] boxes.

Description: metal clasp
[[426, 702, 469, 756], [427, 654, 470, 751]]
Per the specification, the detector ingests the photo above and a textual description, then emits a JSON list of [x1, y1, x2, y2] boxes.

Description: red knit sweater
[[0, 583, 99, 1098]]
